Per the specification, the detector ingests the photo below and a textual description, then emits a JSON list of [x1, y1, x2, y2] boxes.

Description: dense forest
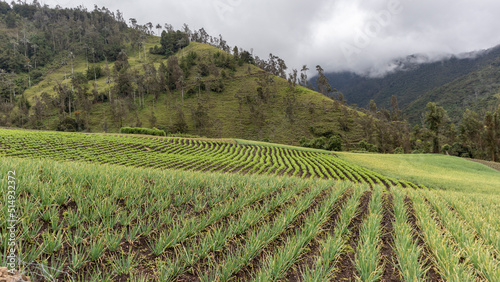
[[0, 1, 498, 162]]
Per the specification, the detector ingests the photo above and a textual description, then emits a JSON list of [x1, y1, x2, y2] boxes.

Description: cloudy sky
[[40, 0, 500, 76]]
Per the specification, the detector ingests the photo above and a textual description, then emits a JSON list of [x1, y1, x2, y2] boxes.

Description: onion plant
[[301, 184, 367, 281], [408, 189, 476, 281], [354, 186, 384, 282], [391, 188, 427, 281]]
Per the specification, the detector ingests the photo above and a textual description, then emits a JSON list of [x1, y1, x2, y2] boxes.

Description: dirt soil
[[404, 196, 443, 282], [0, 267, 31, 282], [380, 193, 400, 281], [333, 190, 372, 281]]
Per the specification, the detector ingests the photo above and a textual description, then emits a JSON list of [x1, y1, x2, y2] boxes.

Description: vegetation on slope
[[1, 2, 498, 160], [406, 57, 500, 124], [0, 2, 382, 147], [310, 48, 500, 163]]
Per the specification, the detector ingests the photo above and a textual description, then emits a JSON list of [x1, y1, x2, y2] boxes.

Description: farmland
[[1, 156, 500, 281], [0, 129, 420, 189]]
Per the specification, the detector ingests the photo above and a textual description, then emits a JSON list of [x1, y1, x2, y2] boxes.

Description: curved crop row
[[0, 129, 418, 187]]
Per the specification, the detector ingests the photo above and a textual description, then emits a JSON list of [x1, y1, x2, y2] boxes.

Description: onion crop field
[[0, 129, 420, 188], [1, 157, 499, 281]]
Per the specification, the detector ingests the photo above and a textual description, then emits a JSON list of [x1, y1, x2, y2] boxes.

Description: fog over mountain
[[40, 0, 500, 76]]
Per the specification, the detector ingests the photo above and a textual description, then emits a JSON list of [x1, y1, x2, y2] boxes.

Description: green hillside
[[0, 3, 372, 146], [2, 3, 500, 282], [22, 40, 368, 145]]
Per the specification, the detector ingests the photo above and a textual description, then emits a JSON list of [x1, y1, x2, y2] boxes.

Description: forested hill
[[0, 2, 399, 148], [316, 46, 500, 124], [0, 2, 128, 80]]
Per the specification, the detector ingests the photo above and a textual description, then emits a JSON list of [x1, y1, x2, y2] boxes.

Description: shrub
[[441, 144, 451, 154], [167, 133, 202, 138], [119, 127, 166, 136], [300, 135, 343, 151], [357, 140, 378, 153], [57, 117, 84, 132], [210, 79, 224, 93], [325, 135, 343, 151], [394, 147, 404, 154]]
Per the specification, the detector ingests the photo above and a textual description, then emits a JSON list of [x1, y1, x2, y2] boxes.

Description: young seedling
[[41, 231, 64, 255], [18, 240, 43, 264], [354, 187, 383, 282], [156, 258, 184, 281], [67, 227, 86, 247], [105, 228, 124, 252], [69, 245, 89, 272], [391, 189, 427, 281], [89, 236, 107, 262], [111, 248, 138, 276], [40, 255, 67, 281]]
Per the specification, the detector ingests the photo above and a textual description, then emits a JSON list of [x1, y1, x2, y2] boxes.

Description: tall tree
[[166, 55, 183, 91], [114, 50, 129, 73], [182, 23, 191, 40], [390, 95, 401, 121], [459, 109, 482, 153], [315, 65, 332, 97], [152, 23, 160, 36], [425, 102, 448, 153], [129, 18, 137, 28], [300, 65, 309, 88], [483, 109, 500, 161], [369, 99, 377, 113]]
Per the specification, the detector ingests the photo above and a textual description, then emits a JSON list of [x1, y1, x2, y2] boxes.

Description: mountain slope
[[0, 3, 378, 146], [318, 45, 500, 122], [28, 41, 371, 144], [405, 58, 500, 123]]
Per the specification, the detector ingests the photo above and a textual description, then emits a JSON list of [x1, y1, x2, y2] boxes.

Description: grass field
[[1, 157, 499, 281], [337, 152, 500, 194]]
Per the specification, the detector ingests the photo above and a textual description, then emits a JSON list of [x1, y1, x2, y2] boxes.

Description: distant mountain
[[405, 56, 500, 123], [315, 45, 500, 123]]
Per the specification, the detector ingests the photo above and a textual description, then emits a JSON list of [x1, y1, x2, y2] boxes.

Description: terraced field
[[1, 157, 499, 281], [0, 129, 421, 188]]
